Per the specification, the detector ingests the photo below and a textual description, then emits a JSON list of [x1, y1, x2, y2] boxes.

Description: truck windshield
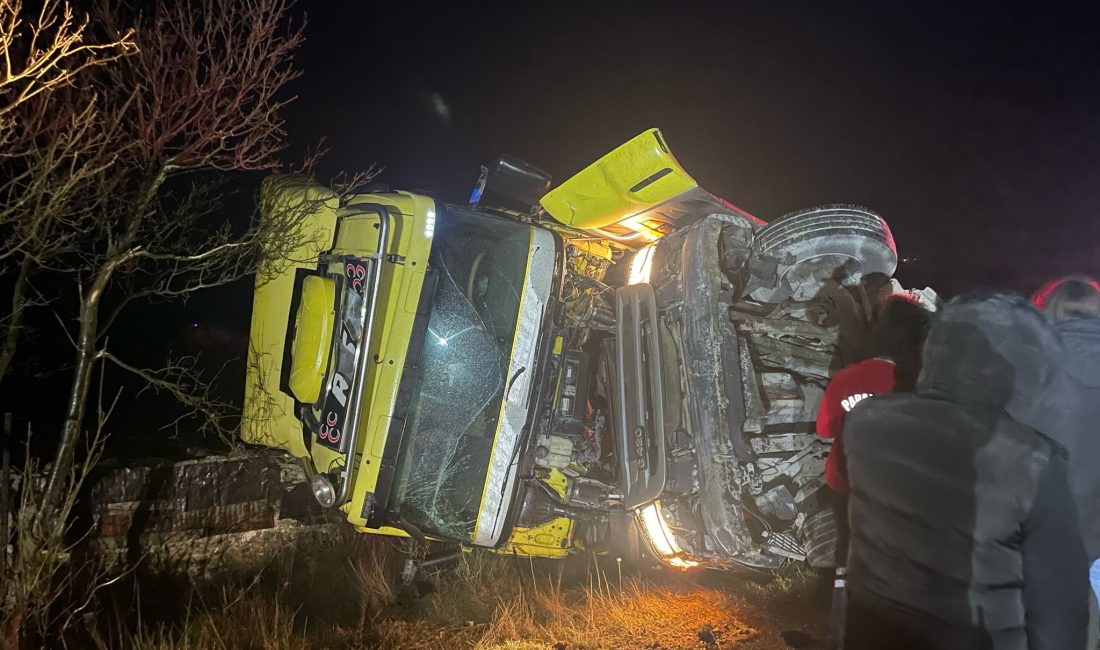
[[391, 208, 532, 540]]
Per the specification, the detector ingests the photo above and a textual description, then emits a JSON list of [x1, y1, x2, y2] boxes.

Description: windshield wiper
[[505, 365, 527, 400]]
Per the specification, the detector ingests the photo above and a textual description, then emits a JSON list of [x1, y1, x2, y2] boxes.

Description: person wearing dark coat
[[1029, 275, 1100, 647], [843, 292, 1088, 650], [817, 296, 933, 647], [1029, 276, 1100, 566]]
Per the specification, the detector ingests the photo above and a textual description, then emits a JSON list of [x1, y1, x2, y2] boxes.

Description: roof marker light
[[424, 208, 436, 239]]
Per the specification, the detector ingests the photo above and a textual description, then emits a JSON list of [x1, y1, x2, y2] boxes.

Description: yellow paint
[[242, 176, 340, 459], [497, 517, 574, 559], [336, 193, 434, 528], [568, 238, 613, 262], [564, 237, 614, 281], [287, 275, 336, 404], [496, 468, 574, 558], [354, 524, 411, 538], [544, 467, 569, 499], [241, 175, 433, 529], [539, 128, 697, 230]]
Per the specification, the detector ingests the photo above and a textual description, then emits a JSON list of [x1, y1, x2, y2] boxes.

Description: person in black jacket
[[843, 292, 1087, 650], [1029, 275, 1100, 647]]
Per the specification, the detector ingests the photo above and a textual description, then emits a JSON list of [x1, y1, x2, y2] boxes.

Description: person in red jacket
[[816, 295, 932, 648]]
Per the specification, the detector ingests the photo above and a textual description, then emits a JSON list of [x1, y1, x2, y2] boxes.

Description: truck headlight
[[637, 501, 698, 569], [628, 245, 656, 285], [311, 472, 336, 508]]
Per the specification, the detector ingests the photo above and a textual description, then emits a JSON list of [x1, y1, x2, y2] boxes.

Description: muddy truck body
[[242, 129, 916, 571]]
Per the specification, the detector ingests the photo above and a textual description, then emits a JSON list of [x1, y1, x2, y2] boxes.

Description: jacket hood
[[917, 292, 1060, 413], [1057, 319, 1100, 389]]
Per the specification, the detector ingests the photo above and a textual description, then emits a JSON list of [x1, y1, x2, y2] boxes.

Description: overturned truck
[[242, 129, 922, 572]]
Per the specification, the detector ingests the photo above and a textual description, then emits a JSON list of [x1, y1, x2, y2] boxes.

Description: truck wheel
[[749, 205, 896, 303]]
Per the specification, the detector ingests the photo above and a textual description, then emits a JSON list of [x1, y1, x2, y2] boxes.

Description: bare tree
[[0, 358, 134, 646], [0, 0, 135, 147], [35, 0, 314, 522], [0, 96, 130, 382], [0, 1, 375, 642], [0, 1, 135, 382], [1, 427, 114, 645]]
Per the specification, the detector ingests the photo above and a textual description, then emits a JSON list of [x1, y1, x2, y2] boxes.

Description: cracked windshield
[[392, 208, 533, 539]]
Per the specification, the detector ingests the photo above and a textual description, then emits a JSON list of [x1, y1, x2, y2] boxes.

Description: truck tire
[[800, 505, 840, 569], [749, 205, 896, 303]]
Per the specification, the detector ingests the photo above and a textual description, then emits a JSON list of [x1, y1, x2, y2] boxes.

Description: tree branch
[[99, 350, 239, 441]]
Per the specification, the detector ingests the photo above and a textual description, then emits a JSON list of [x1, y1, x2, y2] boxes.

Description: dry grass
[[120, 596, 301, 650], [473, 578, 757, 650], [110, 534, 787, 650]]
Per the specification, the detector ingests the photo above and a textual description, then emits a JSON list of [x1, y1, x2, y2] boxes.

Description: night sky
[[9, 0, 1100, 446], [284, 0, 1100, 297]]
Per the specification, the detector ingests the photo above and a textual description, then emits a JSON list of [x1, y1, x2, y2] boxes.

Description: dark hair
[[874, 295, 933, 391], [1034, 276, 1100, 321]]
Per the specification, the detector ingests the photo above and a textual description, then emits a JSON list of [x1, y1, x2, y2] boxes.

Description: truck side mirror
[[476, 154, 552, 212]]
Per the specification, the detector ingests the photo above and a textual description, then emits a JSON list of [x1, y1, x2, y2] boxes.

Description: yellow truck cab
[[243, 176, 558, 549], [243, 130, 918, 570]]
